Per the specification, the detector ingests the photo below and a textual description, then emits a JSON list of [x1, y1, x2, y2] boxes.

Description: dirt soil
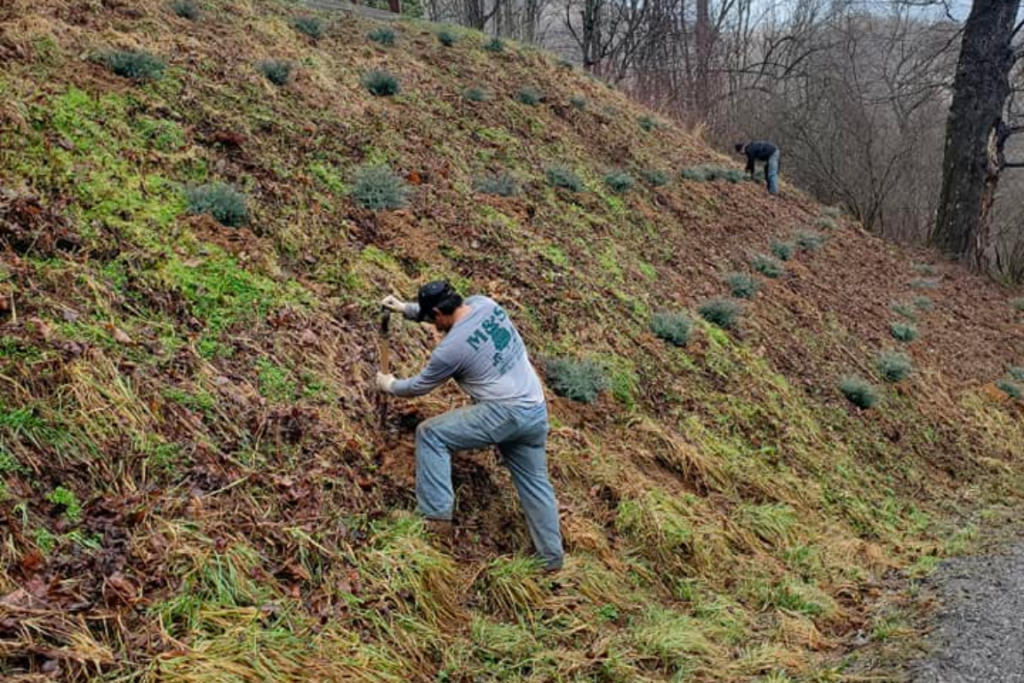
[[909, 539, 1024, 683]]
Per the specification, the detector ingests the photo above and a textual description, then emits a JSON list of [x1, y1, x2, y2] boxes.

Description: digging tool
[[377, 307, 391, 429]]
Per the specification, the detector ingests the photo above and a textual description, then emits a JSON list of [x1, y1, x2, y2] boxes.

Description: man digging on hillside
[[375, 281, 565, 572], [735, 140, 780, 195]]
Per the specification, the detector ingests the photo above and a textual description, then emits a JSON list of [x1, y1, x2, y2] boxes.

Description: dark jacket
[[743, 141, 778, 174]]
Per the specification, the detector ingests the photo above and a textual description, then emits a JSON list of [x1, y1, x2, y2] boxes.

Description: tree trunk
[[931, 0, 1020, 272]]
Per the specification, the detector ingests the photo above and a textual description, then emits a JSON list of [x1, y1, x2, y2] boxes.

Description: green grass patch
[[256, 358, 297, 404], [46, 485, 82, 523]]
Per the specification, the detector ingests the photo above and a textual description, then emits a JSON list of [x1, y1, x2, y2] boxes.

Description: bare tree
[[931, 0, 1022, 271]]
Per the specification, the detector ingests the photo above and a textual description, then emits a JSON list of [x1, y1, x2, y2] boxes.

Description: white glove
[[381, 295, 407, 313], [376, 372, 396, 393]]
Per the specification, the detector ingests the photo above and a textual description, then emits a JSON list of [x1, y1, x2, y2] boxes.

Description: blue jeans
[[415, 401, 564, 569], [766, 150, 780, 195]]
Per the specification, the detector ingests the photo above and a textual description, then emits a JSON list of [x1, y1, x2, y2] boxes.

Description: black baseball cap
[[416, 280, 458, 322]]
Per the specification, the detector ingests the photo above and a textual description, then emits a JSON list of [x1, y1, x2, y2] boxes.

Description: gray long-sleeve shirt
[[390, 295, 546, 406]]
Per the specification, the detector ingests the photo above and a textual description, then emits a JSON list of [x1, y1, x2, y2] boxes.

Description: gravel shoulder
[[909, 542, 1024, 683]]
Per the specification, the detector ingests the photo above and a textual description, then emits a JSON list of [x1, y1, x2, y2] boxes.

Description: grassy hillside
[[2, 1, 1024, 681]]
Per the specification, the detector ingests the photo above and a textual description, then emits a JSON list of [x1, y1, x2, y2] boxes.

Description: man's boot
[[424, 519, 454, 549]]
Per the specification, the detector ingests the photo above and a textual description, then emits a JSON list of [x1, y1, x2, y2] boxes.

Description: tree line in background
[[369, 0, 1024, 282]]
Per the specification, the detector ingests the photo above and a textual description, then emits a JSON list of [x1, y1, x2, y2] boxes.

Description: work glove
[[381, 295, 407, 313], [376, 372, 396, 394]]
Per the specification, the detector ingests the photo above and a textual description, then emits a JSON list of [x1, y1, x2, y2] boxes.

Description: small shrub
[[484, 37, 505, 53], [258, 59, 293, 86], [638, 115, 657, 131], [724, 169, 744, 183], [570, 95, 587, 110], [294, 16, 325, 39], [697, 298, 742, 330], [169, 0, 200, 20], [99, 50, 165, 81], [544, 357, 608, 403], [362, 70, 400, 97], [725, 272, 760, 299], [914, 295, 934, 311], [997, 379, 1022, 400], [912, 263, 935, 276], [909, 278, 939, 290], [876, 351, 913, 382], [816, 217, 838, 230], [839, 376, 879, 409], [821, 205, 843, 218], [1008, 367, 1024, 382], [1011, 298, 1024, 311], [516, 87, 542, 105], [545, 166, 583, 192], [351, 165, 410, 211], [186, 183, 250, 227], [368, 27, 396, 46], [604, 171, 635, 194], [437, 30, 456, 46], [650, 312, 693, 347], [795, 231, 824, 251], [890, 302, 917, 321], [473, 172, 517, 197], [681, 166, 709, 182], [751, 254, 784, 278], [889, 322, 918, 343], [557, 57, 574, 69], [463, 87, 491, 102], [640, 169, 669, 187], [770, 240, 794, 261]]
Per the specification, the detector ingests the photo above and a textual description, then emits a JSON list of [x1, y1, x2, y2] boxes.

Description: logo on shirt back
[[465, 306, 519, 372]]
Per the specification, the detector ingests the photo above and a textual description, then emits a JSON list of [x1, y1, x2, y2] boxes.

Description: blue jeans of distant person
[[414, 401, 564, 570], [766, 149, 780, 195]]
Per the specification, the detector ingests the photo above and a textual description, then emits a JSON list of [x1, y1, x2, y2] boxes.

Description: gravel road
[[910, 542, 1024, 683]]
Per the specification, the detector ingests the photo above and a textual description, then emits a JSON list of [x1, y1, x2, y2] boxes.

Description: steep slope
[[1, 1, 1023, 681]]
